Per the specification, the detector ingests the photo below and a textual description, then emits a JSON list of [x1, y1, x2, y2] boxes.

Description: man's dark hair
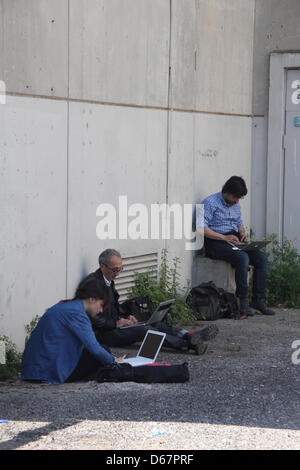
[[75, 277, 110, 304], [222, 176, 248, 198]]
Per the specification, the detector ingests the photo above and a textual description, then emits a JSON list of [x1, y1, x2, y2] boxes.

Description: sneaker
[[188, 324, 219, 355], [251, 300, 275, 316], [239, 298, 254, 317], [194, 341, 209, 356], [188, 324, 219, 344]]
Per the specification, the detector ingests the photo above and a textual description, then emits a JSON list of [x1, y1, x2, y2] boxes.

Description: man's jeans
[[205, 238, 267, 301]]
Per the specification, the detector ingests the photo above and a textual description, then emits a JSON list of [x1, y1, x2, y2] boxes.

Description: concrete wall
[[251, 0, 300, 238], [0, 95, 68, 349], [171, 0, 254, 115], [0, 0, 255, 350]]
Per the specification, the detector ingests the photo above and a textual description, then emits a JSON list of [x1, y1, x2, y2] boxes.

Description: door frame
[[267, 52, 300, 243]]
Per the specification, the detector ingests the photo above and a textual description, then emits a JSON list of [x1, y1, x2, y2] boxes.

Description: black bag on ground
[[120, 296, 153, 322], [186, 281, 240, 320], [186, 281, 223, 321], [218, 290, 240, 319], [94, 362, 189, 384]]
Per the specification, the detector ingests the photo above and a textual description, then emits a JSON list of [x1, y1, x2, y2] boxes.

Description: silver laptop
[[122, 330, 166, 367], [119, 299, 175, 329], [232, 240, 271, 251]]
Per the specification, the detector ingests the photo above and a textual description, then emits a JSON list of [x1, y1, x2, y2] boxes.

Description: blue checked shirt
[[200, 192, 243, 234]]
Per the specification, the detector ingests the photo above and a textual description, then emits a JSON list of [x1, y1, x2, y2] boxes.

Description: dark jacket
[[82, 268, 123, 333]]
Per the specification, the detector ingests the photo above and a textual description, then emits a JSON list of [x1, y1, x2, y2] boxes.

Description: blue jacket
[[21, 299, 115, 384]]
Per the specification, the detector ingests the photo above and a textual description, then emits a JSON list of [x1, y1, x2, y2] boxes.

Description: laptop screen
[[138, 332, 165, 360]]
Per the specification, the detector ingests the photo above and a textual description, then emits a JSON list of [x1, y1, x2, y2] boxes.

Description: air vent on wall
[[114, 252, 158, 302]]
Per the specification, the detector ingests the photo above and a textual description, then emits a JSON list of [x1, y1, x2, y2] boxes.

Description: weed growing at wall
[[264, 235, 300, 307], [248, 234, 300, 307], [0, 336, 22, 380], [128, 249, 197, 325], [25, 315, 41, 345]]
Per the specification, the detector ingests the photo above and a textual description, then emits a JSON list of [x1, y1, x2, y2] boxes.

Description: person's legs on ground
[[97, 322, 218, 356], [150, 321, 218, 354], [97, 326, 147, 348]]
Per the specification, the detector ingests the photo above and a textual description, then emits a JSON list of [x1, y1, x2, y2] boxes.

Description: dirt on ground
[[0, 308, 300, 450]]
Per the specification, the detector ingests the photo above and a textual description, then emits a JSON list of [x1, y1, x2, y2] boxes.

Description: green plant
[[25, 315, 40, 345], [263, 234, 300, 308], [127, 249, 197, 325], [0, 336, 22, 380]]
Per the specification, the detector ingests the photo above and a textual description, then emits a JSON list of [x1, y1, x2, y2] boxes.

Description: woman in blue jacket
[[21, 277, 124, 385]]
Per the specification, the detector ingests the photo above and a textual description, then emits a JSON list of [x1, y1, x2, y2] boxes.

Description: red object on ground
[[145, 363, 171, 367]]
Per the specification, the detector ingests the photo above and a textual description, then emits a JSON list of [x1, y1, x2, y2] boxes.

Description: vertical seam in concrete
[[282, 71, 288, 244], [66, 0, 70, 297], [165, 0, 172, 252], [251, 0, 258, 234]]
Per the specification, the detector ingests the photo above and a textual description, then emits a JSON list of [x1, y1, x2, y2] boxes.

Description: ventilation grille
[[114, 252, 158, 302]]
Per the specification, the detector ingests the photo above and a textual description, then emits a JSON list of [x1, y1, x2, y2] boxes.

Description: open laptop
[[122, 330, 166, 367], [119, 298, 175, 329], [230, 240, 271, 251]]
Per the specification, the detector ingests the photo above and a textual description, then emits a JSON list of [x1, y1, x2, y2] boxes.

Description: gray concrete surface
[[0, 309, 300, 450]]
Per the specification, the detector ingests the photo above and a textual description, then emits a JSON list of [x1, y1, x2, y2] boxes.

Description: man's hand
[[116, 316, 138, 328], [116, 318, 132, 328], [128, 315, 138, 324], [240, 233, 249, 243], [224, 234, 240, 244]]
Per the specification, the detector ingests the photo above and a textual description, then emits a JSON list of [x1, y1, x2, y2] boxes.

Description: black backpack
[[186, 281, 240, 321]]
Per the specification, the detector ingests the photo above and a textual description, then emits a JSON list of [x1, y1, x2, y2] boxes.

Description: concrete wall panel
[[0, 96, 67, 350], [69, 0, 170, 107], [0, 0, 68, 97], [67, 102, 168, 295], [171, 0, 255, 115]]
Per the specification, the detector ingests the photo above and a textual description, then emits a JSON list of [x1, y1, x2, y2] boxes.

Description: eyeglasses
[[103, 264, 123, 274]]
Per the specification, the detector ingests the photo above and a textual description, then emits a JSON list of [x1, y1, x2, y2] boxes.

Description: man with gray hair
[[79, 249, 218, 355]]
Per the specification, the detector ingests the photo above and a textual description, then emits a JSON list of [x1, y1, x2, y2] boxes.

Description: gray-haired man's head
[[98, 249, 122, 282]]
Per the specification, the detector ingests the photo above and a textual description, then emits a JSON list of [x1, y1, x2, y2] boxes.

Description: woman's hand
[[116, 355, 126, 364]]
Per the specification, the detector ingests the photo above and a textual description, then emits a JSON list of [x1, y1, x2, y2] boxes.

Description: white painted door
[[283, 69, 300, 251]]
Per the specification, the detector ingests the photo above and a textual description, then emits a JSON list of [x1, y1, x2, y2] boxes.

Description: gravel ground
[[0, 309, 300, 450]]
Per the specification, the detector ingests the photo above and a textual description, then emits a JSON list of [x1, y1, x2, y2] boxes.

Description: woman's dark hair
[[222, 176, 248, 198], [61, 276, 110, 304]]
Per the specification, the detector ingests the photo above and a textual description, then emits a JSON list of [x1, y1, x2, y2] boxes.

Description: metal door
[[283, 69, 300, 251]]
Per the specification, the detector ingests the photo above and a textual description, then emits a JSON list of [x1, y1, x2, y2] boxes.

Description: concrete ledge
[[192, 256, 236, 293]]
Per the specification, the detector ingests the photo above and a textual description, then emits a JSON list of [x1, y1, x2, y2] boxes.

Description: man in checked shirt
[[199, 176, 275, 318]]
